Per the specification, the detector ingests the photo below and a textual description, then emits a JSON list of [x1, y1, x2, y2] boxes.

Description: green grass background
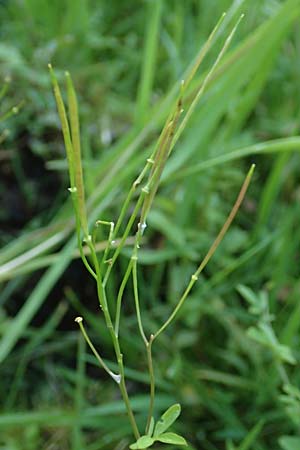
[[1, 0, 300, 449]]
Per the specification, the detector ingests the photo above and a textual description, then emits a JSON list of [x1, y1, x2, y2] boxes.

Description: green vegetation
[[1, 1, 300, 449]]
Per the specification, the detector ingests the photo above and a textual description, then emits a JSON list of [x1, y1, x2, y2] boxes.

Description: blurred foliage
[[1, 0, 300, 449]]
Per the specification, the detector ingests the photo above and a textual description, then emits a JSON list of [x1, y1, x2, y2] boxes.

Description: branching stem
[[50, 13, 250, 444]]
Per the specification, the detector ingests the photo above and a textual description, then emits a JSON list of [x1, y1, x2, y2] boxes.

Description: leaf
[[238, 420, 264, 450], [283, 383, 300, 400], [153, 403, 181, 437], [276, 344, 296, 365], [280, 385, 300, 426], [156, 432, 187, 446], [247, 326, 270, 346], [247, 325, 296, 364], [129, 435, 155, 449], [279, 436, 300, 450], [226, 440, 238, 450], [237, 285, 267, 315], [148, 209, 187, 250], [237, 284, 259, 307], [147, 417, 155, 437]]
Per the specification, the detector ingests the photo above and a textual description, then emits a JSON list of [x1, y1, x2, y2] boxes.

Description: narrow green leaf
[[172, 137, 300, 181], [156, 432, 187, 446], [226, 440, 238, 450], [0, 237, 76, 363], [153, 403, 181, 437], [276, 345, 296, 365], [147, 417, 155, 437], [279, 436, 300, 450], [238, 420, 264, 450], [282, 383, 300, 401], [247, 325, 296, 364], [237, 285, 267, 315], [237, 284, 259, 307]]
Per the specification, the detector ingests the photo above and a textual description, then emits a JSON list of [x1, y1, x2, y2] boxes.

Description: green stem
[[131, 220, 156, 435], [94, 220, 115, 271], [111, 157, 153, 247], [72, 194, 97, 280], [103, 193, 145, 286], [139, 106, 182, 223], [154, 164, 255, 340], [115, 259, 134, 337], [88, 241, 140, 440], [75, 317, 120, 382], [50, 65, 141, 440], [132, 253, 148, 346], [183, 12, 226, 89], [171, 14, 244, 155], [118, 352, 140, 440], [145, 336, 155, 434]]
